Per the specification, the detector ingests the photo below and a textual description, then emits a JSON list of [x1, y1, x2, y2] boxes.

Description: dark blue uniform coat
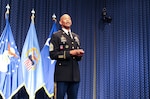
[[50, 30, 82, 82]]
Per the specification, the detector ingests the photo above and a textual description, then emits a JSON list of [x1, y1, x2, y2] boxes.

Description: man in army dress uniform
[[50, 14, 84, 99]]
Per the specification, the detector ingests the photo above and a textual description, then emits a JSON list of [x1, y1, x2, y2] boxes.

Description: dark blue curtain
[[0, 0, 150, 99], [96, 0, 150, 99]]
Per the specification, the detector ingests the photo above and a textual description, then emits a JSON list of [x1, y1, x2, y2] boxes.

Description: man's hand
[[70, 49, 84, 56]]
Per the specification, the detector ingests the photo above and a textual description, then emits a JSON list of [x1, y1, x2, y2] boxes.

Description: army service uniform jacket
[[50, 30, 82, 82]]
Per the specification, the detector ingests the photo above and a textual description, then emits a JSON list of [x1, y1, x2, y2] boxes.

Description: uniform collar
[[62, 28, 71, 35], [62, 28, 73, 39]]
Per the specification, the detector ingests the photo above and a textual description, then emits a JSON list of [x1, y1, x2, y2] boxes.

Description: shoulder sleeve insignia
[[49, 43, 54, 51]]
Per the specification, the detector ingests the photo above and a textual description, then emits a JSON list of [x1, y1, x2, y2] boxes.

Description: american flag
[[24, 57, 33, 70]]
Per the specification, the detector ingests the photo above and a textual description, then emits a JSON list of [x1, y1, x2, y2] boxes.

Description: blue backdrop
[[0, 0, 149, 99]]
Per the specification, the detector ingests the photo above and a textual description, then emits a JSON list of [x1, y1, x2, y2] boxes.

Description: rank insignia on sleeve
[[49, 43, 54, 51]]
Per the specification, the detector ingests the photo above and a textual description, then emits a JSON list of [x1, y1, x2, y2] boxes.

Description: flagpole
[[31, 9, 35, 62], [5, 4, 10, 19], [51, 13, 57, 99], [31, 9, 35, 23], [6, 4, 10, 14], [52, 13, 57, 22]]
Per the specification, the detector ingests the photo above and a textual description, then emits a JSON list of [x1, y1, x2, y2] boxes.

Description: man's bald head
[[59, 14, 72, 30]]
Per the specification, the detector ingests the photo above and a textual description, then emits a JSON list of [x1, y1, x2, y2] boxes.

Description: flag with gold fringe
[[41, 14, 57, 98], [0, 4, 23, 99], [20, 10, 44, 99]]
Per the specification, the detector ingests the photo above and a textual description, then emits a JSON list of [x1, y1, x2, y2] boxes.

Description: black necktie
[[68, 32, 71, 38]]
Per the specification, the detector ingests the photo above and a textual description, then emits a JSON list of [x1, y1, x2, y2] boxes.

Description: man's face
[[60, 14, 72, 29]]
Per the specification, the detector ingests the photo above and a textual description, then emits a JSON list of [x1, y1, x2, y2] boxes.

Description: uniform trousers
[[55, 82, 79, 99]]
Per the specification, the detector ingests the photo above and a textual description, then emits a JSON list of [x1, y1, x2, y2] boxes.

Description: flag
[[0, 13, 23, 99], [41, 19, 57, 97], [21, 13, 44, 99]]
